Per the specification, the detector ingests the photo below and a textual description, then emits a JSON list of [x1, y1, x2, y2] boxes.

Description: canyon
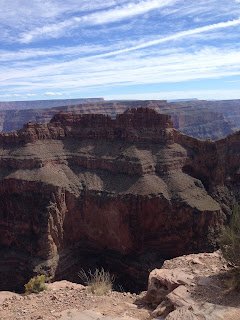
[[0, 107, 239, 293], [0, 98, 104, 111], [0, 99, 240, 140]]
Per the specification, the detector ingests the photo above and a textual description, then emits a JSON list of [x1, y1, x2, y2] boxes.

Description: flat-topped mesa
[[0, 108, 174, 144]]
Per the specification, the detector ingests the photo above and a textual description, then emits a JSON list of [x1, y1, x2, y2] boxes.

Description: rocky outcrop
[[145, 251, 240, 319], [0, 108, 239, 292], [0, 99, 240, 141]]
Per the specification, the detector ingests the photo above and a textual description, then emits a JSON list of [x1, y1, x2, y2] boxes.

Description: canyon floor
[[1, 251, 240, 320]]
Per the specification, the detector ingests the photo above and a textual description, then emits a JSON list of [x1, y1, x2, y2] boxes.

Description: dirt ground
[[0, 281, 153, 320]]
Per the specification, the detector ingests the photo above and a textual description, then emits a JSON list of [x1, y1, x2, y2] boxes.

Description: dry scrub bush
[[25, 275, 46, 294], [78, 268, 114, 295], [220, 205, 240, 290]]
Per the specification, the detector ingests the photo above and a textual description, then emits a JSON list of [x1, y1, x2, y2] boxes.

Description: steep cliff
[[0, 108, 239, 292]]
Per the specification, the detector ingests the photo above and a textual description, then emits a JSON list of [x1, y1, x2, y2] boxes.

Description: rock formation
[[0, 108, 239, 292], [145, 251, 240, 319], [0, 99, 240, 140]]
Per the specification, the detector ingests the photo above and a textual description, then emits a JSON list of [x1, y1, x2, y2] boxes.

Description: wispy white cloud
[[0, 0, 121, 26], [1, 45, 240, 95], [4, 19, 240, 85], [0, 0, 127, 43], [1, 0, 240, 100], [19, 0, 177, 43], [44, 92, 63, 96], [26, 93, 37, 97], [93, 18, 240, 57], [0, 45, 107, 62]]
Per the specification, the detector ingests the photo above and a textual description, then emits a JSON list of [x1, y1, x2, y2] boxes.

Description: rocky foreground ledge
[[145, 251, 240, 319], [1, 252, 240, 320]]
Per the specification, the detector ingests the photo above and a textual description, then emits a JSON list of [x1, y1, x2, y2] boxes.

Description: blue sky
[[0, 0, 240, 101]]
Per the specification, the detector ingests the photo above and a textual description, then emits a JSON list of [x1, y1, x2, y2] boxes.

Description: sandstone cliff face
[[0, 108, 239, 292]]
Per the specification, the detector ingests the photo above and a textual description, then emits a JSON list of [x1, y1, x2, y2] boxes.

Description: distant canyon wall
[[0, 99, 239, 140]]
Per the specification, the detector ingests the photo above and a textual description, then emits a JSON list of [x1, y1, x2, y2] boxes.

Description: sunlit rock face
[[0, 108, 239, 292]]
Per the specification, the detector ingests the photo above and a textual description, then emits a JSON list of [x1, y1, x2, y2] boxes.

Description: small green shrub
[[24, 275, 46, 294], [78, 268, 114, 295], [220, 204, 240, 290]]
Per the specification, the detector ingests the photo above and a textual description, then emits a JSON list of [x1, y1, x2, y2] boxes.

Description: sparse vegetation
[[24, 275, 47, 294], [78, 268, 114, 295], [220, 204, 240, 290]]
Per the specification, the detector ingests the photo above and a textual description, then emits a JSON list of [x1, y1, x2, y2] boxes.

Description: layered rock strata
[[0, 99, 240, 140], [0, 108, 239, 292]]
